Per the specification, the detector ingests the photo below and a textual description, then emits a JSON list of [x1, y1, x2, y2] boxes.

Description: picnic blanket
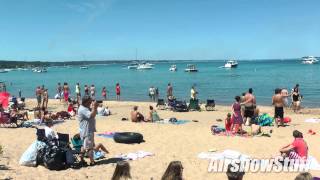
[[156, 119, 190, 125], [198, 150, 320, 171], [115, 151, 154, 161], [305, 118, 320, 123], [97, 131, 117, 138]]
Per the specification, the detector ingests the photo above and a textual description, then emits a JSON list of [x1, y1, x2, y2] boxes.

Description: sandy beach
[[1, 99, 320, 180]]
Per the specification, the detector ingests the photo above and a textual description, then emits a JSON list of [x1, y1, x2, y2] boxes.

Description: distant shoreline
[[0, 58, 301, 69]]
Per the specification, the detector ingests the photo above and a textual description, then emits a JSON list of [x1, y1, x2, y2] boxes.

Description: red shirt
[[292, 138, 308, 159], [225, 117, 233, 131], [116, 86, 120, 94]]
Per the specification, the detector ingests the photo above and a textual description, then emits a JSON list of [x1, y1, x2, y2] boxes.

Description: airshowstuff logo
[[208, 157, 310, 173]]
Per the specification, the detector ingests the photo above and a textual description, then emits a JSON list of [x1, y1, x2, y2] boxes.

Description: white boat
[[137, 63, 154, 70], [32, 67, 47, 73], [224, 60, 238, 68], [80, 66, 89, 69], [127, 63, 139, 69], [302, 56, 319, 64], [169, 65, 177, 71], [184, 64, 198, 72], [0, 69, 8, 73], [16, 68, 28, 71]]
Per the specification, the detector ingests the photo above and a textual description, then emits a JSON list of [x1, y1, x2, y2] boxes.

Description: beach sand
[[1, 99, 320, 180]]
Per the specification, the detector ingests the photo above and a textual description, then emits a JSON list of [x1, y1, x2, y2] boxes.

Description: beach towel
[[97, 132, 117, 138], [305, 118, 320, 123], [115, 151, 154, 161], [257, 113, 274, 126], [156, 119, 190, 125]]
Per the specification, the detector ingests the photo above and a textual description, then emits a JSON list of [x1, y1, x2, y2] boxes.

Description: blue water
[[1, 60, 320, 107]]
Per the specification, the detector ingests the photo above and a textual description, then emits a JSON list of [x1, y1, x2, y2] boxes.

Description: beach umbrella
[[0, 92, 10, 109]]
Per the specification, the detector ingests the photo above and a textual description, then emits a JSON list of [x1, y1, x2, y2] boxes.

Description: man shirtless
[[241, 88, 256, 126], [130, 106, 144, 122], [272, 88, 285, 127]]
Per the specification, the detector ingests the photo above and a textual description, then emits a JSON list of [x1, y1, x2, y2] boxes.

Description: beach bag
[[43, 145, 67, 170], [257, 113, 274, 126], [19, 141, 46, 167]]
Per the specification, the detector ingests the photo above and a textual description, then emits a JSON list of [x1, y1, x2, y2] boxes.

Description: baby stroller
[[172, 100, 189, 112]]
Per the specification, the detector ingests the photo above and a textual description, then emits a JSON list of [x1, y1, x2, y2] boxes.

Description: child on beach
[[111, 161, 132, 180], [225, 113, 233, 133], [161, 161, 184, 180]]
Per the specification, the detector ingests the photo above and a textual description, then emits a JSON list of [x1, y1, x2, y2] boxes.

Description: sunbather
[[146, 106, 160, 122], [161, 161, 184, 180], [279, 130, 308, 162], [111, 161, 132, 180], [131, 106, 144, 122]]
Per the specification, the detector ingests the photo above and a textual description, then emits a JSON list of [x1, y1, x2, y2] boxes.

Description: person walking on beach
[[63, 82, 70, 102], [35, 86, 42, 108], [241, 88, 256, 126], [57, 82, 62, 101], [167, 83, 173, 99], [102, 87, 107, 100], [90, 84, 96, 99], [273, 88, 285, 127], [116, 83, 121, 101], [75, 83, 81, 104], [78, 95, 98, 166], [84, 85, 89, 96]]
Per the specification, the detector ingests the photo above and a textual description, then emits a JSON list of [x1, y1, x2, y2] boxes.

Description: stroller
[[172, 100, 189, 112]]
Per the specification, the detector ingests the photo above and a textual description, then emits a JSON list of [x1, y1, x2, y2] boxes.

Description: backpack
[[43, 145, 67, 170]]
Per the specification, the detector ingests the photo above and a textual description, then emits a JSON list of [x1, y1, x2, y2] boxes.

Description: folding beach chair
[[205, 99, 215, 111], [156, 99, 166, 110], [188, 99, 200, 111]]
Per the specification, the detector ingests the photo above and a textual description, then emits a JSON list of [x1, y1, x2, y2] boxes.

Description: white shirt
[[45, 126, 58, 140]]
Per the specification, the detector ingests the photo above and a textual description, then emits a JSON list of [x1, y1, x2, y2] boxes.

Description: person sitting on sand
[[232, 96, 243, 133], [161, 161, 184, 180], [279, 130, 308, 162], [225, 113, 233, 132], [146, 105, 161, 122], [131, 106, 144, 122], [111, 161, 132, 180], [97, 104, 111, 116], [44, 119, 58, 141], [272, 88, 285, 127], [226, 163, 245, 180]]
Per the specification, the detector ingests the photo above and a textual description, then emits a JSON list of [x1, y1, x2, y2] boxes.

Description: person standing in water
[[102, 87, 107, 100], [90, 85, 96, 100], [57, 82, 62, 102], [35, 86, 42, 108], [84, 85, 89, 96], [116, 83, 121, 101], [63, 82, 70, 102], [75, 83, 81, 104], [272, 88, 285, 127], [167, 83, 173, 99]]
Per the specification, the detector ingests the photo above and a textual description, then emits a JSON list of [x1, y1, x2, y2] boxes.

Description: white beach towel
[[115, 151, 154, 161], [305, 118, 320, 123]]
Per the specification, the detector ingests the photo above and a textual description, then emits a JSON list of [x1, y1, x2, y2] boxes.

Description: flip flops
[[308, 129, 316, 135]]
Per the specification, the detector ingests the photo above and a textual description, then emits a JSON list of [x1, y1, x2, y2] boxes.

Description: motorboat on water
[[184, 64, 198, 72], [32, 67, 47, 73], [137, 63, 154, 70], [224, 60, 238, 68], [169, 65, 177, 71], [80, 66, 89, 69], [302, 56, 319, 64], [127, 63, 139, 69]]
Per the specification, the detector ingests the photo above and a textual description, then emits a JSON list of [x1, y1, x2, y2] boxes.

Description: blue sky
[[0, 0, 319, 61]]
